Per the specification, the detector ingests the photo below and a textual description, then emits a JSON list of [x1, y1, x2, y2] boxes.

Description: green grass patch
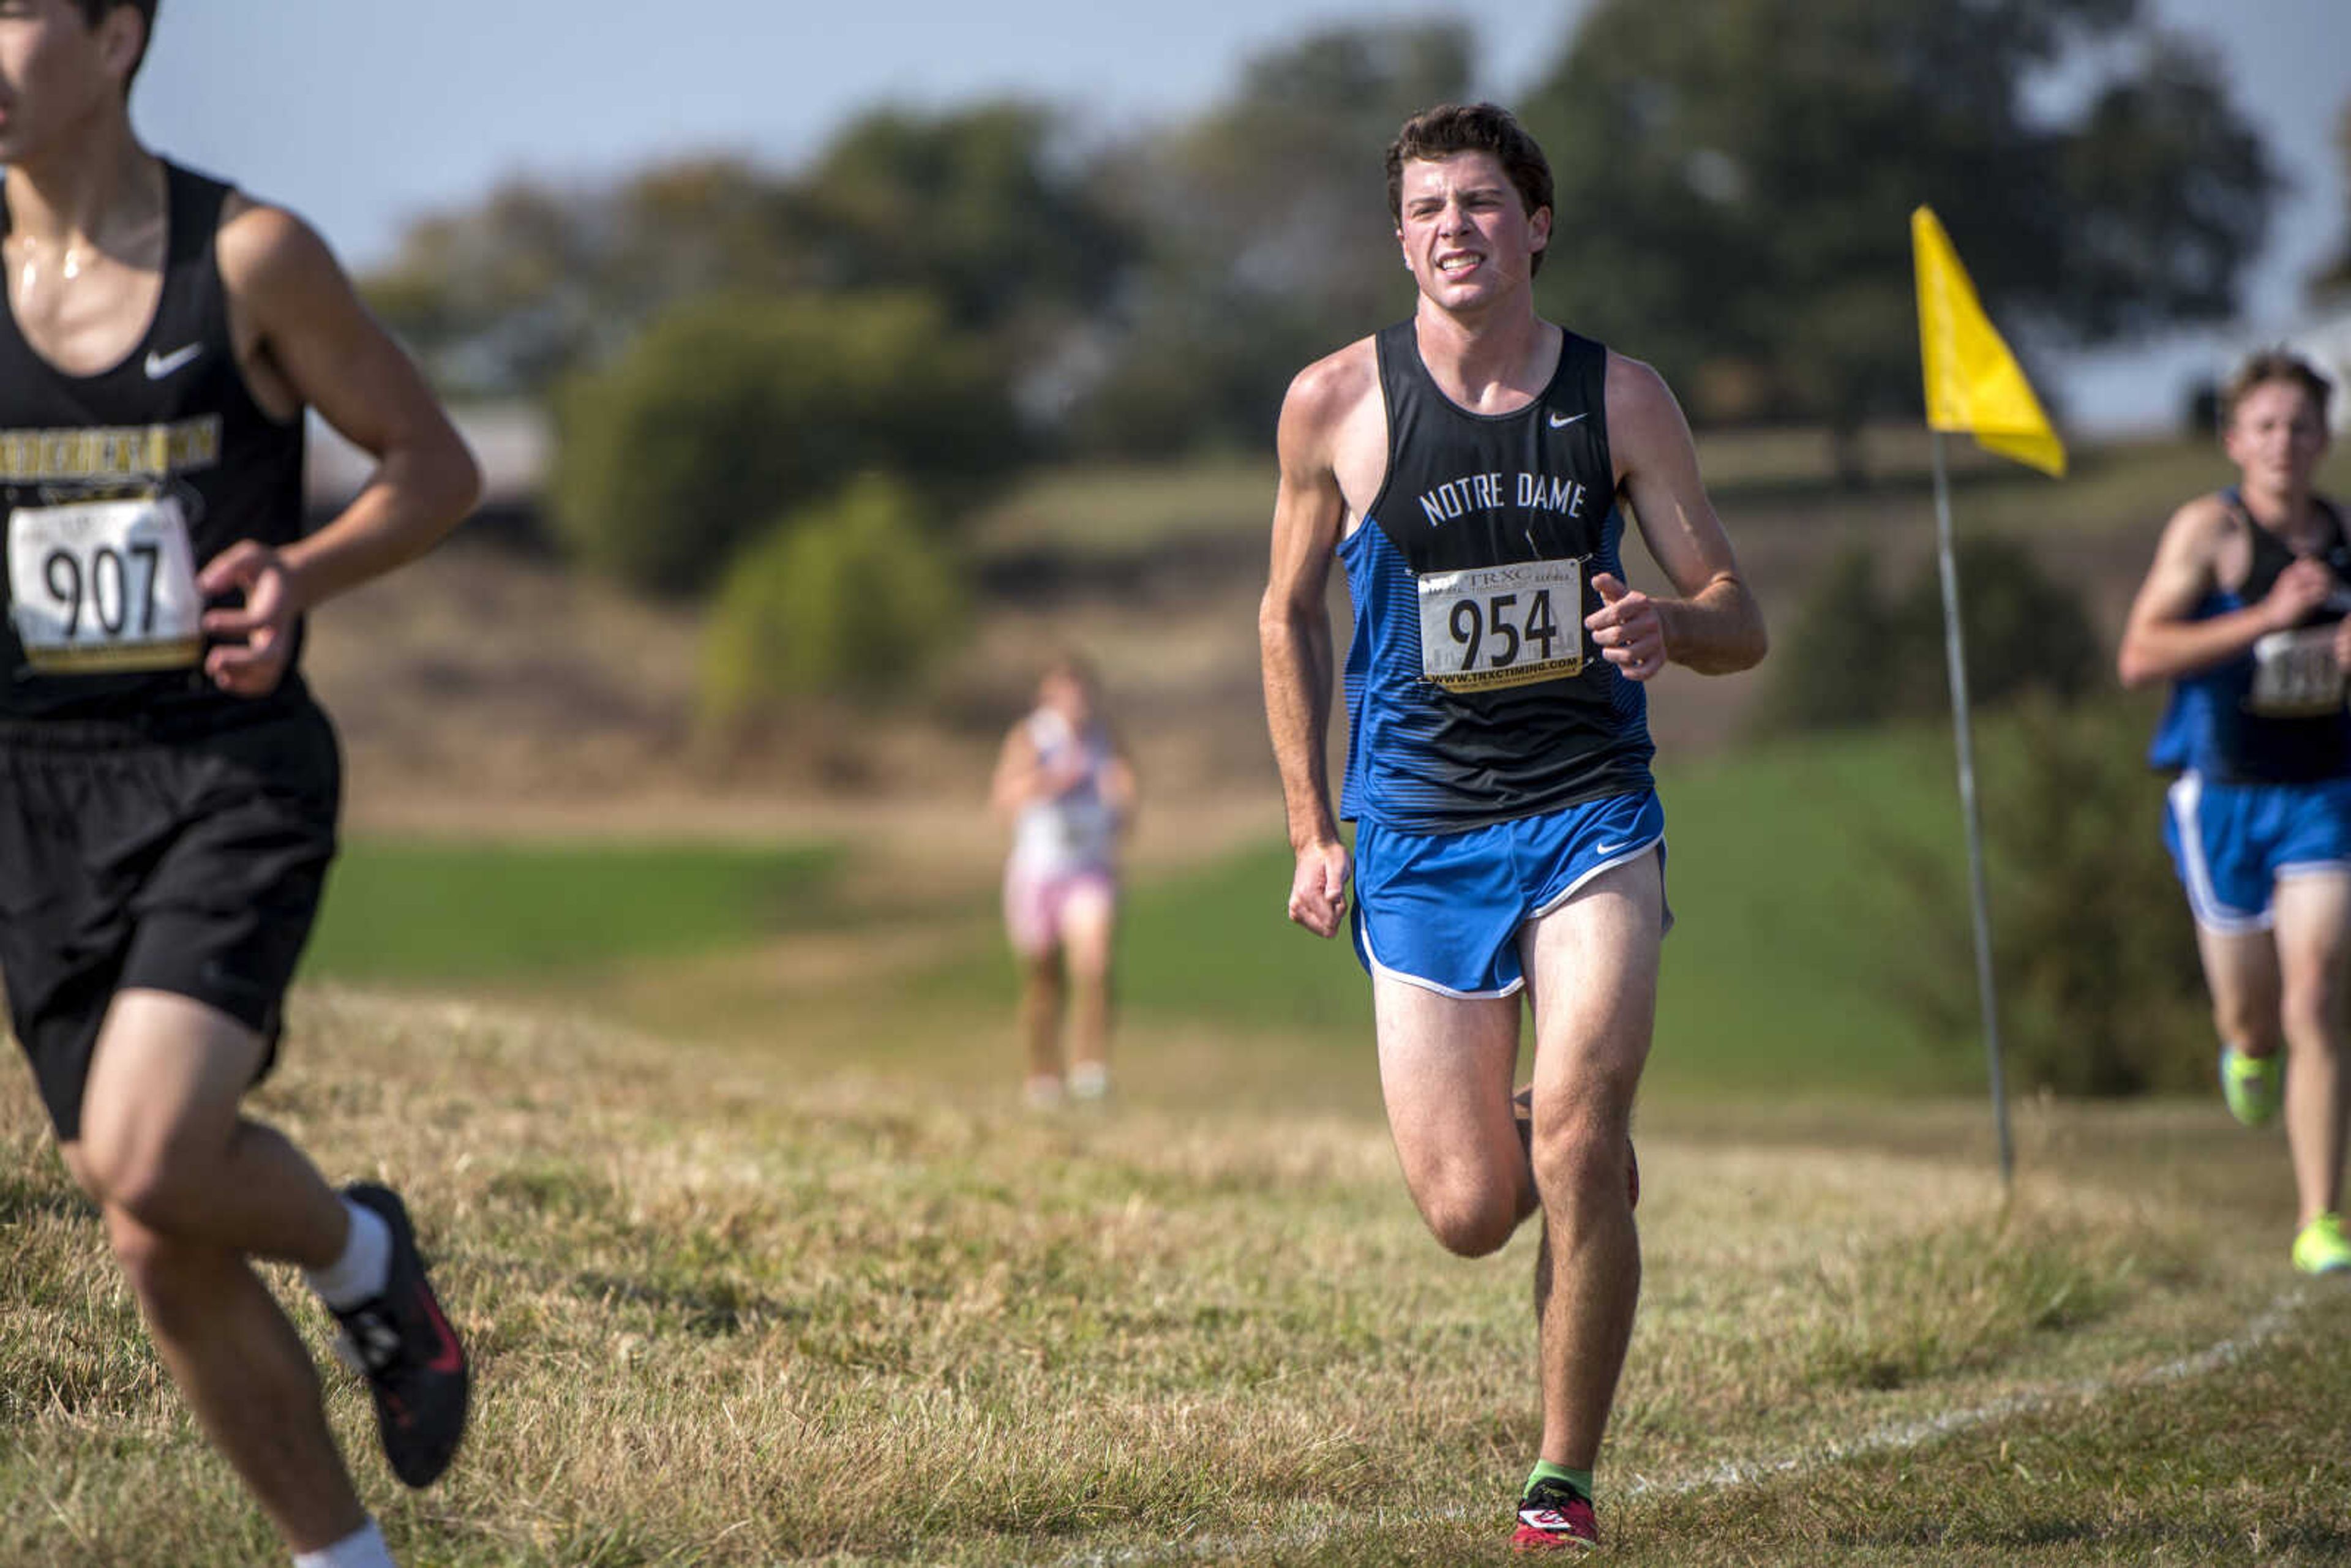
[[301, 839, 841, 985]]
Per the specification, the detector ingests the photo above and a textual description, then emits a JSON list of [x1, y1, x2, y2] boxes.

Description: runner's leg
[[2195, 921, 2286, 1062], [1518, 851, 1662, 1471], [62, 990, 367, 1553], [1061, 879, 1117, 1081], [1373, 975, 1532, 1258], [2272, 874, 2351, 1225], [1020, 950, 1066, 1088]]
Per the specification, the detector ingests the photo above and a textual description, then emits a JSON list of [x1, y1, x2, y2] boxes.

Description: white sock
[[293, 1517, 397, 1568], [1068, 1060, 1109, 1099], [305, 1198, 392, 1311]]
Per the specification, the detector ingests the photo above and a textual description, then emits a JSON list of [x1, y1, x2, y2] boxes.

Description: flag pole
[[1930, 430, 2014, 1187]]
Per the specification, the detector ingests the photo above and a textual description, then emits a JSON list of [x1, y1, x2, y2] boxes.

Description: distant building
[[306, 402, 550, 539]]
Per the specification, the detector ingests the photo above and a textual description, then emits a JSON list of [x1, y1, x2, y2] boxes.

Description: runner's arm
[[2117, 500, 2328, 686], [989, 726, 1044, 822], [1261, 367, 1352, 937], [216, 203, 479, 614], [1600, 354, 1766, 677]]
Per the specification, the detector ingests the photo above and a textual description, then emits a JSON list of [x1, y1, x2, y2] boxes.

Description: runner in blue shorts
[[1258, 103, 1766, 1553], [2121, 348, 2351, 1277]]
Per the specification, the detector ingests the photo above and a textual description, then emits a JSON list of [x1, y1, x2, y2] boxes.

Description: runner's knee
[[1527, 1096, 1633, 1208], [104, 1207, 222, 1326], [2281, 970, 2345, 1048], [1413, 1169, 1523, 1258], [76, 1116, 218, 1232]]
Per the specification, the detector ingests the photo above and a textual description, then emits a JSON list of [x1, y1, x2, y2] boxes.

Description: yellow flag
[[1912, 206, 2066, 478]]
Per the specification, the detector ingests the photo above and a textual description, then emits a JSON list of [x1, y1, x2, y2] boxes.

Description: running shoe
[[1513, 1476, 1599, 1552], [330, 1184, 470, 1488], [2220, 1046, 2283, 1128], [2292, 1212, 2351, 1276], [1513, 1087, 1640, 1209]]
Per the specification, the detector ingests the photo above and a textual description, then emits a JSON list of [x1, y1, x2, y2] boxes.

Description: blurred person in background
[[2121, 348, 2351, 1277], [990, 654, 1138, 1107], [1259, 102, 1764, 1553], [0, 4, 481, 1566]]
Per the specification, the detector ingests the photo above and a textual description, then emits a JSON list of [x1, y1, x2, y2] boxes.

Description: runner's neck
[[1412, 304, 1561, 417], [4, 125, 159, 258]]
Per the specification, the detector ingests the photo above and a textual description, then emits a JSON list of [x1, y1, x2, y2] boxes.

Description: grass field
[[10, 711, 2351, 1563], [4, 988, 2342, 1566]]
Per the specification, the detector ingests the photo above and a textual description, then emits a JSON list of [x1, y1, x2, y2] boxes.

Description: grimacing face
[[1393, 150, 1550, 313]]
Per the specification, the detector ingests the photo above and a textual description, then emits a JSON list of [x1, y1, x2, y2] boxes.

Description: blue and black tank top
[[1338, 321, 1654, 833], [2149, 487, 2351, 784]]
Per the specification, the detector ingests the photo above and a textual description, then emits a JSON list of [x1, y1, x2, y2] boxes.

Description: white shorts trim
[[2275, 859, 2351, 882], [2167, 772, 2272, 936], [1353, 904, 1523, 1002], [1530, 835, 1665, 921]]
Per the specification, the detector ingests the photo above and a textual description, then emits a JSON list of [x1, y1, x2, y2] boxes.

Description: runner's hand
[[2264, 558, 2334, 632], [2336, 615, 2351, 673], [1586, 573, 1665, 681], [198, 541, 306, 697], [1286, 839, 1351, 939]]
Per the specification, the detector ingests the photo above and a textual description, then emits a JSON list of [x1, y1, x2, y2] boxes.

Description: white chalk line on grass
[[1044, 1286, 2318, 1566]]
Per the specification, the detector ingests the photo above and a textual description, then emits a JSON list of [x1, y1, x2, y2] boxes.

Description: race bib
[[8, 495, 203, 673], [2248, 625, 2346, 718], [1417, 557, 1583, 692]]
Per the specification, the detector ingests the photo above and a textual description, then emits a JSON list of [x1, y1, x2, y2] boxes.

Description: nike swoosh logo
[[144, 343, 203, 379], [1594, 842, 1626, 857], [1548, 411, 1586, 429], [418, 1285, 465, 1375]]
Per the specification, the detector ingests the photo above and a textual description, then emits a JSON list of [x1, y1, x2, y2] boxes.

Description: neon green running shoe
[[2292, 1213, 2351, 1277], [2220, 1047, 2282, 1128]]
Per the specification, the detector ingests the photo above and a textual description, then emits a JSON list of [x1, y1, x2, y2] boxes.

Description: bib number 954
[[1417, 557, 1584, 692]]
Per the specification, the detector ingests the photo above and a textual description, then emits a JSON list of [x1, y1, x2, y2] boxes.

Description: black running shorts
[[0, 701, 340, 1142]]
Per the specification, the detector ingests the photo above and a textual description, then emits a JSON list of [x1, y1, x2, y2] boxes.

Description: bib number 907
[[8, 496, 203, 673], [1417, 557, 1583, 692]]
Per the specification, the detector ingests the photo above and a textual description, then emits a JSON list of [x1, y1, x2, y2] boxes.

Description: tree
[[1073, 23, 1475, 452], [550, 291, 1018, 596], [2311, 97, 2351, 302], [363, 103, 1128, 410], [700, 473, 966, 738], [1519, 0, 2276, 479]]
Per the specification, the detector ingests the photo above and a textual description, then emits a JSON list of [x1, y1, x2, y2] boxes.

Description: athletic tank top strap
[[0, 161, 312, 724], [1338, 320, 1652, 833]]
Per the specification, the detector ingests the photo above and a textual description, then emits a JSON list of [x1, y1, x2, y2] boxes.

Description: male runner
[[0, 5, 480, 1566], [989, 655, 1138, 1106], [2120, 349, 2351, 1276], [1259, 102, 1765, 1551]]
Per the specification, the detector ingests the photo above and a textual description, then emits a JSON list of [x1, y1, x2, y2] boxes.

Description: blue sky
[[135, 1, 2348, 431]]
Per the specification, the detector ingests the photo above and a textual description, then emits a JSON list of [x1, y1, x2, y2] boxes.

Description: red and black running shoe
[[1513, 1477, 1599, 1552], [330, 1184, 470, 1488]]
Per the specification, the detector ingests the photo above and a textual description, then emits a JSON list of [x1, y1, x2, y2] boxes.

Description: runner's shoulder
[[213, 191, 350, 308], [1281, 336, 1380, 433], [2160, 492, 2245, 558]]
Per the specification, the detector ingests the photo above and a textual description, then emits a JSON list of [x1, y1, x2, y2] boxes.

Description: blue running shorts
[[1351, 790, 1667, 999], [2163, 770, 2351, 934]]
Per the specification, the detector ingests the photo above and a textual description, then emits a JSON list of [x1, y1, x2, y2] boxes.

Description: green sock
[[1525, 1461, 1593, 1502]]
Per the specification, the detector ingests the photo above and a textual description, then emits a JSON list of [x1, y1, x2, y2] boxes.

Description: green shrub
[[1771, 535, 2101, 731], [1876, 696, 2211, 1096], [552, 292, 1019, 597], [699, 474, 966, 735]]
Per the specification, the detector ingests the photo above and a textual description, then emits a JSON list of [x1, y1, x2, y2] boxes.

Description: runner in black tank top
[[0, 7, 482, 1564], [2120, 350, 2351, 1277], [1260, 103, 1766, 1553]]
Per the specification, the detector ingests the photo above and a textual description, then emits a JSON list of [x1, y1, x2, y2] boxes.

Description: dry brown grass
[[3, 986, 2330, 1566]]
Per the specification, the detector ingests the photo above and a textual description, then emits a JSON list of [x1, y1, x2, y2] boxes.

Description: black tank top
[[0, 161, 310, 726], [1337, 322, 1653, 831]]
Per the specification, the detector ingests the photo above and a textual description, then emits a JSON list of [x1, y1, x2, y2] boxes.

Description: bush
[[1772, 535, 2101, 732], [699, 474, 966, 737], [1876, 695, 2211, 1096], [552, 292, 1020, 597]]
